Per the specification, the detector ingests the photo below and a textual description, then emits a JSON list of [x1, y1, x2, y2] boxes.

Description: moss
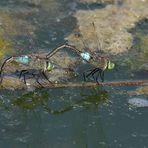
[[127, 33, 148, 71], [0, 10, 37, 64], [0, 10, 35, 36], [139, 35, 148, 59], [0, 10, 36, 60], [0, 39, 13, 60], [1, 77, 25, 90]]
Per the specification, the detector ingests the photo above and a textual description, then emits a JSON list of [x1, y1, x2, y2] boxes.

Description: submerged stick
[[43, 80, 148, 89], [1, 76, 148, 90]]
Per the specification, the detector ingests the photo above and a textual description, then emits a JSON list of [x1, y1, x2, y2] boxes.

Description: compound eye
[[108, 61, 115, 70], [80, 52, 91, 61], [47, 62, 54, 71]]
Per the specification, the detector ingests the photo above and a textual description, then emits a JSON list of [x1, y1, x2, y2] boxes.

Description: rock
[[128, 98, 148, 108], [67, 0, 148, 55], [139, 63, 148, 71]]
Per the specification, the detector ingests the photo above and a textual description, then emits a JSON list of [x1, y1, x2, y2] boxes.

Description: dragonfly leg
[[95, 72, 100, 84], [91, 68, 104, 84], [91, 69, 100, 84], [23, 73, 27, 84], [35, 76, 44, 88], [86, 68, 98, 80], [41, 71, 53, 84], [83, 68, 97, 81], [100, 70, 105, 82], [17, 70, 28, 84]]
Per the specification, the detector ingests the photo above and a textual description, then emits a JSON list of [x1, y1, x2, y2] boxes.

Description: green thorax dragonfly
[[46, 43, 115, 83]]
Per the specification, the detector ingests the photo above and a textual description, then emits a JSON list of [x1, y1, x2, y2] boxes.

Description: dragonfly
[[15, 69, 53, 87], [0, 22, 114, 85], [0, 54, 52, 85], [45, 22, 115, 84], [0, 44, 78, 85], [0, 25, 78, 85]]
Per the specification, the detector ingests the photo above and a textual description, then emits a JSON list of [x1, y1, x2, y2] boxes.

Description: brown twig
[[1, 76, 148, 90], [40, 80, 148, 89]]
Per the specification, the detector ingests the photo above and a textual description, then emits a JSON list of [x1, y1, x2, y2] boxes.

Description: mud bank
[[67, 0, 148, 55]]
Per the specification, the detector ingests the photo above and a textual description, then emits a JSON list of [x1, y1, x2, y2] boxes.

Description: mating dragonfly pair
[[0, 23, 115, 87], [0, 43, 114, 87]]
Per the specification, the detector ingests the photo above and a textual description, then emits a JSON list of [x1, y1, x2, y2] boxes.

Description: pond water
[[0, 0, 148, 148]]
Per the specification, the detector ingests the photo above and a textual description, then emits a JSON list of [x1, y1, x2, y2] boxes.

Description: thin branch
[[41, 80, 148, 89], [46, 44, 82, 58], [1, 76, 147, 90]]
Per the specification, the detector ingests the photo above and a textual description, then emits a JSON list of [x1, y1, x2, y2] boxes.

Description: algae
[[119, 19, 148, 71], [12, 91, 49, 110], [11, 88, 109, 114], [128, 86, 148, 95], [0, 10, 36, 59], [0, 39, 13, 60], [1, 76, 26, 90]]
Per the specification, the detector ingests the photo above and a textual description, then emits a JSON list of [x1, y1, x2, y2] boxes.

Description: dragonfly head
[[80, 52, 115, 70], [107, 60, 115, 70], [91, 56, 115, 71], [47, 62, 54, 71]]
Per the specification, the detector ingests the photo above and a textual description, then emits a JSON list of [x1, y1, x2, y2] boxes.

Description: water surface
[[0, 1, 148, 148]]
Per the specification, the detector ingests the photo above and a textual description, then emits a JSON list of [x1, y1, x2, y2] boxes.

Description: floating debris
[[128, 98, 148, 108], [128, 86, 148, 95]]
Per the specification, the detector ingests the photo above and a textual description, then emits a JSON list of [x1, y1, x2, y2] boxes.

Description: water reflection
[[0, 88, 109, 148], [12, 88, 109, 115]]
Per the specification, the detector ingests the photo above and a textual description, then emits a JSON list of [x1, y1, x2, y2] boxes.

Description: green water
[[0, 0, 148, 148]]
